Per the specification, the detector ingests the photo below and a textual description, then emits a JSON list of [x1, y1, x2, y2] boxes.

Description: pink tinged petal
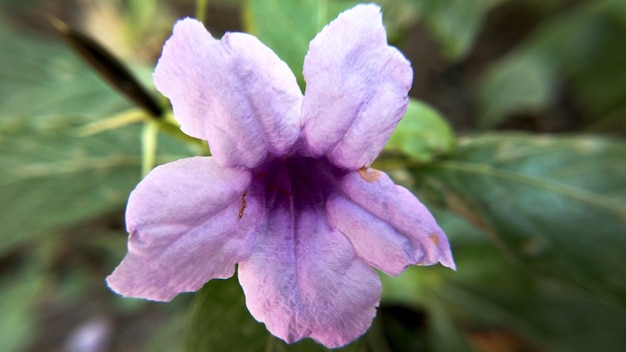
[[339, 168, 456, 270], [327, 195, 415, 276], [238, 203, 381, 348], [301, 4, 413, 169], [154, 18, 303, 168], [106, 157, 262, 301]]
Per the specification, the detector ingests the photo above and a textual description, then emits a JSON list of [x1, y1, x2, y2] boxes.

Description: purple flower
[[107, 4, 455, 348]]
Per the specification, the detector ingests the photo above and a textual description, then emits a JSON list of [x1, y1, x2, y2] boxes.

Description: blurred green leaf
[[53, 19, 164, 118], [243, 0, 322, 87], [0, 266, 42, 352], [186, 277, 368, 351], [478, 0, 626, 129], [0, 29, 132, 254], [414, 0, 505, 61], [0, 30, 129, 118], [184, 278, 268, 352], [0, 114, 192, 256], [564, 2, 626, 122], [385, 99, 456, 163], [478, 52, 556, 129], [141, 307, 189, 352], [435, 228, 626, 352], [383, 205, 626, 351], [0, 114, 141, 255], [0, 28, 190, 255], [416, 133, 626, 304], [381, 209, 488, 352], [371, 0, 420, 40], [243, 0, 357, 87]]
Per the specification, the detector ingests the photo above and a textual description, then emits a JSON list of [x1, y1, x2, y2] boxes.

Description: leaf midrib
[[0, 155, 141, 185], [430, 160, 626, 216]]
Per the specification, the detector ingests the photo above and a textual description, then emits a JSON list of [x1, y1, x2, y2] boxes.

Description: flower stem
[[196, 0, 209, 23], [141, 121, 159, 177]]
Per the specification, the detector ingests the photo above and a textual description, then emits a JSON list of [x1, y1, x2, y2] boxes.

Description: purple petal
[[301, 4, 413, 169], [338, 168, 456, 270], [238, 202, 381, 348], [327, 195, 415, 276], [154, 19, 303, 168], [107, 157, 261, 301]]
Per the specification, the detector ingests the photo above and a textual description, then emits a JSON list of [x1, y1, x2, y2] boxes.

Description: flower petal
[[238, 202, 381, 348], [338, 168, 456, 270], [154, 18, 303, 168], [106, 157, 261, 301], [301, 4, 412, 169], [327, 195, 415, 276]]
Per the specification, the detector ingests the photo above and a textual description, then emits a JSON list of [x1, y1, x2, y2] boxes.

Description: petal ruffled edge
[[337, 168, 456, 271], [154, 18, 303, 169], [301, 4, 412, 169], [327, 195, 415, 276], [238, 194, 381, 348], [107, 157, 262, 301]]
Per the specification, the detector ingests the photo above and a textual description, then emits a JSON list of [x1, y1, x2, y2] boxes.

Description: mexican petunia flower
[[107, 4, 455, 348]]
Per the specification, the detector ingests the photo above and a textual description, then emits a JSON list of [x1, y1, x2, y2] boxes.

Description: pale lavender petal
[[154, 18, 303, 168], [301, 4, 412, 169], [106, 157, 262, 301], [238, 202, 381, 348], [338, 168, 456, 270], [327, 195, 415, 276]]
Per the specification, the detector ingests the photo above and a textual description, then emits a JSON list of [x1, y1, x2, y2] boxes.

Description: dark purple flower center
[[251, 156, 349, 211]]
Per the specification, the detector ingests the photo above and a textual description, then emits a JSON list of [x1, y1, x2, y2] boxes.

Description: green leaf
[[414, 0, 505, 61], [435, 230, 626, 351], [415, 133, 626, 304], [563, 2, 626, 121], [243, 0, 322, 87], [0, 28, 191, 254], [436, 223, 626, 351], [478, 0, 626, 129], [242, 0, 357, 87], [185, 277, 368, 351], [184, 278, 269, 352], [0, 29, 132, 254], [0, 112, 193, 255], [0, 266, 42, 352], [382, 205, 626, 351], [380, 209, 488, 352], [478, 52, 556, 129], [385, 99, 455, 163], [0, 114, 140, 254], [0, 30, 130, 118], [141, 308, 189, 352]]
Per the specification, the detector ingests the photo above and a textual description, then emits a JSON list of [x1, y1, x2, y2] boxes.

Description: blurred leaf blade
[[184, 278, 267, 352], [0, 266, 42, 352], [478, 0, 626, 129], [0, 28, 130, 118], [432, 237, 626, 352], [478, 52, 556, 129], [380, 209, 496, 352], [242, 0, 358, 87], [382, 205, 626, 351], [243, 0, 319, 87], [415, 133, 626, 303], [0, 25, 190, 255], [186, 277, 370, 351], [414, 0, 506, 61], [385, 99, 456, 163], [53, 19, 163, 117], [0, 114, 142, 254]]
